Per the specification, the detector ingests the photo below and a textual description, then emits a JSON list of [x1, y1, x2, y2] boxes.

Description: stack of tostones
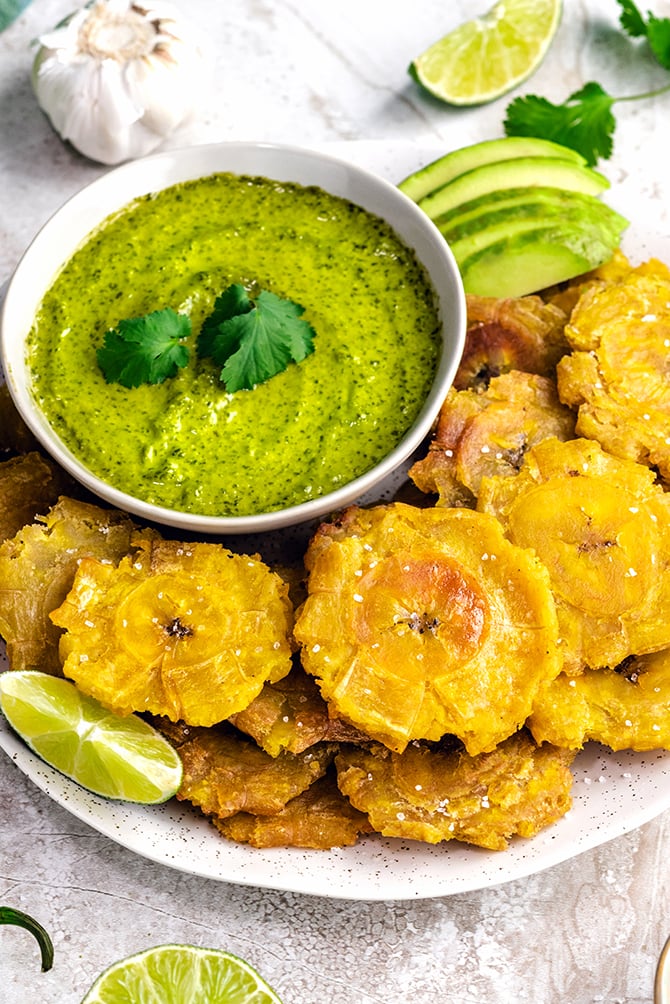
[[50, 536, 295, 725], [478, 437, 670, 675], [294, 502, 561, 756], [557, 258, 670, 481]]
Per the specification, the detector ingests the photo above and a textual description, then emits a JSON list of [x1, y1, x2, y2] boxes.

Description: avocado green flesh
[[398, 137, 587, 202], [417, 157, 609, 220], [437, 187, 627, 244], [28, 173, 441, 518], [459, 228, 615, 297]]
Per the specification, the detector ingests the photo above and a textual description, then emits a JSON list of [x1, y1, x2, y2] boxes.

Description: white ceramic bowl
[[0, 141, 466, 534]]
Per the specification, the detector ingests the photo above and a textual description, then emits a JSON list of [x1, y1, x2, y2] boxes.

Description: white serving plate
[[1, 140, 669, 900]]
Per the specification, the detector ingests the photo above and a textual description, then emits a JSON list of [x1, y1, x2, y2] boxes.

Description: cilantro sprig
[[504, 0, 670, 165], [198, 284, 316, 392], [97, 307, 191, 388], [97, 285, 315, 392]]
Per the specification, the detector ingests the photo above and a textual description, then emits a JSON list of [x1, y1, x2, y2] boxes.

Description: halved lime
[[0, 670, 182, 803], [79, 944, 283, 1004], [410, 0, 562, 106]]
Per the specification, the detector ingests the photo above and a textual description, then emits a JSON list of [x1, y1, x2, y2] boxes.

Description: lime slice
[[0, 670, 182, 803], [410, 0, 562, 106], [80, 944, 283, 1004]]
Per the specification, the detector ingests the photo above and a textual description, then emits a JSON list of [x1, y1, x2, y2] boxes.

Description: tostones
[[294, 502, 561, 756], [529, 648, 670, 751], [0, 451, 72, 545], [0, 496, 142, 675], [478, 437, 670, 674], [409, 371, 576, 507], [557, 261, 670, 481], [335, 731, 575, 851], [154, 718, 334, 818], [215, 774, 373, 849], [455, 293, 569, 391], [51, 536, 295, 725], [229, 662, 366, 756]]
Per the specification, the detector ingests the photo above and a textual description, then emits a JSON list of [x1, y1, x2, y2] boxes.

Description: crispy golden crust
[[409, 371, 576, 507], [229, 662, 366, 756], [478, 437, 670, 674], [0, 451, 72, 545], [0, 496, 141, 675], [154, 718, 334, 818], [214, 774, 373, 849], [51, 537, 295, 724], [557, 262, 670, 480], [294, 502, 560, 756], [529, 649, 670, 751], [335, 731, 575, 851], [455, 294, 569, 391]]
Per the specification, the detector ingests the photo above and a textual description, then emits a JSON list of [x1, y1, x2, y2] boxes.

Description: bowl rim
[[0, 140, 466, 534]]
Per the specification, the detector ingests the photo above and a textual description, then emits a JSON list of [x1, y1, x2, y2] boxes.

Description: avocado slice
[[418, 157, 609, 221], [458, 226, 618, 298], [435, 186, 628, 243], [448, 205, 622, 264], [397, 137, 587, 202]]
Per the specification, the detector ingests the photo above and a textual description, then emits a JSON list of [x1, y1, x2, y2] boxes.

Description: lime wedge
[[410, 0, 562, 106], [79, 944, 283, 1004], [0, 670, 182, 803]]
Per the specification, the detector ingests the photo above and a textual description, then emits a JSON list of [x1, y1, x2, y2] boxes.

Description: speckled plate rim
[[0, 701, 669, 901], [1, 140, 669, 901]]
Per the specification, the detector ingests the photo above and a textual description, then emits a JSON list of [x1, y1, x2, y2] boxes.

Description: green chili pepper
[[0, 906, 54, 971]]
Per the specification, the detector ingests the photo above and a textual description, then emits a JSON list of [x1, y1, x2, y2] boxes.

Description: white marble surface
[[2, 1, 670, 1001]]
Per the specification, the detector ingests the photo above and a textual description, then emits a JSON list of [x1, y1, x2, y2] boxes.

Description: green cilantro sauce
[[28, 173, 440, 517]]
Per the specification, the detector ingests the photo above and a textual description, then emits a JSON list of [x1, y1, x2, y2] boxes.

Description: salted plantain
[[529, 648, 670, 751], [478, 437, 670, 674], [557, 262, 670, 480], [154, 718, 334, 818], [0, 496, 142, 674], [409, 371, 575, 507], [455, 293, 569, 391], [51, 536, 295, 724], [214, 774, 372, 849], [229, 662, 366, 756], [335, 731, 575, 851], [294, 502, 560, 756]]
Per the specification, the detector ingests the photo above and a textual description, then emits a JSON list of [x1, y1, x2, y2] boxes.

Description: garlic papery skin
[[32, 0, 211, 165]]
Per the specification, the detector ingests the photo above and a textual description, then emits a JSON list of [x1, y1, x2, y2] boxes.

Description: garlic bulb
[[32, 0, 211, 165]]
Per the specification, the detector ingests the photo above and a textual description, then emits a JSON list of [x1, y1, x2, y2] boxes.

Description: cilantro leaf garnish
[[504, 83, 616, 166], [504, 0, 670, 165], [97, 307, 191, 388], [198, 284, 316, 392]]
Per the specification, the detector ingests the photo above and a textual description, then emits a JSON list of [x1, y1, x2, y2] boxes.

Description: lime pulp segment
[[0, 670, 182, 803]]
